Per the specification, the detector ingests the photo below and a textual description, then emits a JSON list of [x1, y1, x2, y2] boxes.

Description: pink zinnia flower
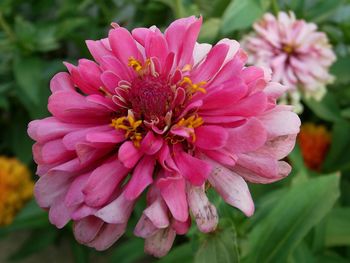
[[28, 16, 300, 257], [242, 11, 336, 111]]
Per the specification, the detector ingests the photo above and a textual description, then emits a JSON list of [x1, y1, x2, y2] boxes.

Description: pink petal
[[145, 30, 168, 65], [108, 27, 142, 65], [174, 150, 212, 186], [83, 159, 129, 207], [140, 131, 163, 155], [50, 72, 74, 93], [85, 39, 113, 64], [87, 222, 127, 251], [101, 71, 120, 93], [236, 153, 292, 180], [233, 161, 291, 184], [118, 141, 143, 168], [157, 176, 188, 222], [62, 125, 110, 150], [86, 130, 125, 144], [76, 59, 103, 91], [259, 109, 301, 138], [134, 214, 159, 238], [28, 117, 88, 143], [48, 91, 111, 124], [74, 216, 104, 244], [124, 155, 155, 200], [65, 173, 90, 207], [255, 134, 297, 159], [171, 217, 191, 235], [33, 139, 74, 165], [195, 125, 228, 150], [191, 43, 229, 82], [100, 56, 131, 81], [226, 118, 267, 154], [95, 192, 134, 224], [49, 197, 74, 228], [143, 198, 170, 229], [157, 144, 179, 172]]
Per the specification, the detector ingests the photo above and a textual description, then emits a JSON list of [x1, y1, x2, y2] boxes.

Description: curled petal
[[187, 185, 218, 233], [144, 227, 176, 258]]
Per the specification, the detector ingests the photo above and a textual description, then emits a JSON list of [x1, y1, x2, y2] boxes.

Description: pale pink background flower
[[28, 16, 300, 257], [242, 11, 336, 112]]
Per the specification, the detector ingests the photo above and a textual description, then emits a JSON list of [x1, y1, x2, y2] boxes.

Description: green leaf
[[325, 208, 350, 247], [244, 174, 340, 263], [305, 0, 343, 23], [13, 55, 49, 119], [0, 200, 49, 237], [303, 93, 342, 122], [13, 55, 42, 106], [323, 121, 350, 171], [7, 108, 33, 164], [198, 18, 221, 43], [221, 0, 269, 34], [290, 242, 315, 263], [158, 243, 193, 263], [8, 227, 58, 261], [331, 55, 350, 85], [70, 239, 90, 263], [14, 16, 37, 52], [194, 220, 239, 263], [109, 238, 145, 263], [316, 252, 349, 263]]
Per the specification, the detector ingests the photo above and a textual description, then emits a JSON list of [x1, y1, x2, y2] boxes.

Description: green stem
[[174, 0, 184, 18], [0, 11, 16, 42]]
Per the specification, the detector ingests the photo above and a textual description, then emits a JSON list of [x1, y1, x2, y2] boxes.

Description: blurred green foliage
[[1, 0, 350, 262]]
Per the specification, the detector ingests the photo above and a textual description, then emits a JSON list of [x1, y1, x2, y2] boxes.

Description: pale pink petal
[[74, 216, 104, 244], [144, 228, 176, 258], [187, 184, 218, 233], [207, 160, 255, 217]]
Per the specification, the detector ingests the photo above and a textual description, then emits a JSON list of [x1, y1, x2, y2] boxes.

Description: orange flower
[[298, 123, 331, 171], [0, 156, 34, 226]]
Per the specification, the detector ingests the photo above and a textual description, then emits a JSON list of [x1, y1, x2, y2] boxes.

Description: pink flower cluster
[[28, 16, 300, 257], [242, 11, 336, 110]]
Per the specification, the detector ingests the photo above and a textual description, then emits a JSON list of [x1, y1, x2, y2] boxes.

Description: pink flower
[[28, 16, 300, 257], [242, 11, 336, 111]]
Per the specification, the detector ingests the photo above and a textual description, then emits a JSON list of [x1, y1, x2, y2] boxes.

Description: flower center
[[282, 44, 294, 54], [110, 57, 207, 147], [128, 75, 174, 124]]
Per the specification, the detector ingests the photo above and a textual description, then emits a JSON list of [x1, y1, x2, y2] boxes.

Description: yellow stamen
[[175, 115, 204, 142], [180, 76, 207, 95], [128, 57, 152, 76], [111, 112, 143, 147], [128, 57, 143, 72]]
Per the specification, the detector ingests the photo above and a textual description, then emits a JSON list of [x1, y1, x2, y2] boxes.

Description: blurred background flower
[[242, 11, 336, 113], [298, 123, 331, 171], [0, 156, 33, 226]]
